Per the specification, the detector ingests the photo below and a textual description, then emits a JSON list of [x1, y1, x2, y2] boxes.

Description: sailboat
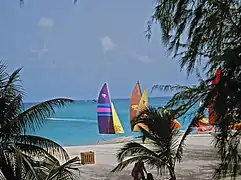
[[130, 81, 149, 132], [136, 88, 148, 116], [130, 81, 142, 130], [97, 83, 124, 134]]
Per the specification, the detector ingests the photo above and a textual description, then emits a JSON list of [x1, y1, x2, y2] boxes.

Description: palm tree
[[112, 106, 183, 180], [0, 62, 80, 180]]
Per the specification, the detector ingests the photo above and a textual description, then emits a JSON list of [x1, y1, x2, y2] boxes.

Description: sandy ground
[[64, 134, 241, 180]]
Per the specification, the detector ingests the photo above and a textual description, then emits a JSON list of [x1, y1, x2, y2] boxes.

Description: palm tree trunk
[[167, 165, 176, 180], [169, 170, 176, 180]]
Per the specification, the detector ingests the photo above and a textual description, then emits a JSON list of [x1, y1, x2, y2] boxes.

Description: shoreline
[[62, 133, 241, 179], [63, 133, 215, 159], [62, 134, 226, 179], [62, 132, 214, 148]]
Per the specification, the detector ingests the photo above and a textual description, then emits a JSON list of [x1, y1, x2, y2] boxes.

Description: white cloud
[[132, 52, 152, 63], [38, 17, 54, 28], [100, 36, 116, 53]]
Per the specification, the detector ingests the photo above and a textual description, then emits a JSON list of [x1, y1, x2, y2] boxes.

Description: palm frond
[[13, 98, 73, 134], [132, 107, 178, 141], [2, 67, 23, 97], [21, 154, 39, 180], [14, 135, 69, 161], [19, 151, 59, 180], [23, 171, 39, 180], [112, 155, 168, 176], [0, 171, 6, 180], [116, 106, 183, 179], [0, 62, 78, 179], [0, 61, 8, 86], [12, 146, 23, 180], [15, 143, 60, 165], [134, 106, 191, 165], [4, 94, 23, 121], [116, 142, 160, 162], [0, 144, 40, 180], [45, 156, 80, 180], [0, 95, 23, 139], [0, 144, 17, 180]]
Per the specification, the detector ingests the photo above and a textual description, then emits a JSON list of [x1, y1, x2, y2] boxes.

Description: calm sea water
[[24, 97, 196, 146]]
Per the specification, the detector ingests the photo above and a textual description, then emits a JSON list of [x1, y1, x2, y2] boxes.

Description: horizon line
[[24, 95, 172, 104]]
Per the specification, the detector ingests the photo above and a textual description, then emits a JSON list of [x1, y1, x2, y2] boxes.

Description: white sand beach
[[63, 134, 241, 180]]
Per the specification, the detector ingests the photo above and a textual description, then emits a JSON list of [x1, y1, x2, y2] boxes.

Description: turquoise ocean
[[24, 97, 194, 146]]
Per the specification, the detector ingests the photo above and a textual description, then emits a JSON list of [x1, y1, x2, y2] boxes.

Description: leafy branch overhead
[[148, 0, 241, 179], [152, 82, 209, 119], [148, 0, 241, 76]]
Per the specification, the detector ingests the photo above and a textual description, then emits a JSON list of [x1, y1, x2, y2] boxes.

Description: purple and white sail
[[97, 83, 115, 134]]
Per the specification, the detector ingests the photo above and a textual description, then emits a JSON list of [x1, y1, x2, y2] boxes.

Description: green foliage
[[152, 82, 208, 119], [152, 71, 241, 179], [148, 0, 241, 76], [147, 0, 241, 179], [0, 63, 80, 180], [112, 106, 183, 180]]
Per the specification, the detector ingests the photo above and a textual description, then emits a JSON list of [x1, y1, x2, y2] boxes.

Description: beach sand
[[64, 134, 241, 180]]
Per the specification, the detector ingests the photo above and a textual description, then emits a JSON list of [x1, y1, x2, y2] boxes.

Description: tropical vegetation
[[147, 0, 241, 179], [112, 107, 182, 180], [0, 62, 80, 180], [15, 0, 241, 179]]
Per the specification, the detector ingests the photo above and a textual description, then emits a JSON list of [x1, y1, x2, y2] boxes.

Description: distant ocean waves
[[47, 117, 97, 124]]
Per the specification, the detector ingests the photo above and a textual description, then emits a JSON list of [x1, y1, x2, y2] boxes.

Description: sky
[[0, 0, 198, 102]]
